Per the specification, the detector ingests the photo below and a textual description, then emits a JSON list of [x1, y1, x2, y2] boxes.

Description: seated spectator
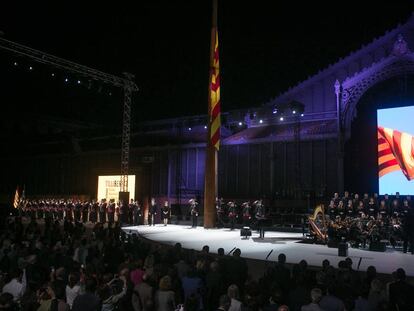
[[227, 284, 242, 311], [155, 275, 175, 311], [71, 277, 101, 311], [319, 285, 345, 311], [132, 273, 154, 311], [99, 275, 128, 311], [2, 268, 26, 302], [37, 281, 69, 311], [301, 288, 323, 311], [65, 273, 81, 309], [216, 294, 231, 311], [389, 268, 414, 311]]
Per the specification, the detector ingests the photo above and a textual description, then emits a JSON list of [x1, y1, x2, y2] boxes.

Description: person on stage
[[90, 200, 98, 224], [66, 200, 73, 222], [242, 202, 252, 227], [216, 197, 225, 228], [74, 200, 82, 222], [254, 199, 266, 238], [133, 200, 142, 226], [128, 199, 135, 225], [149, 197, 157, 226], [189, 198, 199, 228], [227, 201, 237, 230], [99, 199, 107, 223], [162, 201, 170, 226], [108, 199, 115, 224], [82, 201, 89, 223]]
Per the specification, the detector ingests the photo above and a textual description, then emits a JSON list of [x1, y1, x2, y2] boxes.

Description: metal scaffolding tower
[[0, 36, 139, 192]]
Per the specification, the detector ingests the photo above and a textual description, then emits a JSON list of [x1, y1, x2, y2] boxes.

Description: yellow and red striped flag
[[210, 30, 221, 150], [13, 186, 20, 209], [378, 126, 414, 179]]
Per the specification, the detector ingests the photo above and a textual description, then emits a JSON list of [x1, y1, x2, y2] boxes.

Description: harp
[[308, 204, 328, 242]]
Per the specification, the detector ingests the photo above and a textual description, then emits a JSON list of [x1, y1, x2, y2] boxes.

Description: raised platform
[[123, 224, 414, 277]]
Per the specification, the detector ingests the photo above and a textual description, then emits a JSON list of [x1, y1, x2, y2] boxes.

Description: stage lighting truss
[[0, 36, 138, 193]]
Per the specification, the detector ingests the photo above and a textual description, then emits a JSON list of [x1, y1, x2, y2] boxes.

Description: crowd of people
[[320, 191, 414, 254], [0, 212, 413, 311]]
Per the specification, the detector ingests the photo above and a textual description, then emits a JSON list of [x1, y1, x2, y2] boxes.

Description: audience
[[0, 215, 413, 311]]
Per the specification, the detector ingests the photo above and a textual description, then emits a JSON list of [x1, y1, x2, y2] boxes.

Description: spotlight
[[238, 122, 243, 126], [29, 66, 33, 70], [51, 73, 55, 77], [292, 110, 296, 114], [13, 62, 18, 66], [272, 108, 278, 114], [64, 78, 69, 82], [77, 80, 81, 84], [109, 92, 112, 96], [259, 119, 263, 124], [300, 113, 304, 117], [280, 117, 284, 121], [204, 125, 207, 129], [188, 127, 192, 131]]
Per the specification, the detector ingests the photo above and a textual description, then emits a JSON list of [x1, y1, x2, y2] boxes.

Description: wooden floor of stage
[[123, 224, 414, 277]]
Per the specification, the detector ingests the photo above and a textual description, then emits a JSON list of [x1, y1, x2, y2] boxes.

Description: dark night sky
[[1, 1, 414, 128]]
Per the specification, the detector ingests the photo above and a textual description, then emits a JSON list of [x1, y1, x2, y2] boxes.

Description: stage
[[123, 224, 414, 277]]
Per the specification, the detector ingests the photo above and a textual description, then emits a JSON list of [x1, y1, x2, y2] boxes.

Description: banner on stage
[[97, 175, 136, 202]]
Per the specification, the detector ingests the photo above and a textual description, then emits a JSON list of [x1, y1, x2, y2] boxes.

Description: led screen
[[97, 175, 136, 202], [377, 106, 414, 195]]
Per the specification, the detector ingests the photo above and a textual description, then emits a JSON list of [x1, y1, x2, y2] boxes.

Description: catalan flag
[[378, 126, 414, 180], [210, 30, 221, 150], [13, 186, 20, 209]]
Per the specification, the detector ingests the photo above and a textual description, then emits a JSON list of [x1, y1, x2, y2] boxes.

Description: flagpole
[[204, 0, 218, 228]]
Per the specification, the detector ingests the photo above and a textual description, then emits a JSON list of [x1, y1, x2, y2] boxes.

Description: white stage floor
[[123, 224, 414, 276]]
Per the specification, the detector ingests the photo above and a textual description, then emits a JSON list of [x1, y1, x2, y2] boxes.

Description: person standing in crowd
[[189, 198, 199, 228], [148, 198, 157, 226], [162, 201, 170, 226], [155, 275, 176, 311]]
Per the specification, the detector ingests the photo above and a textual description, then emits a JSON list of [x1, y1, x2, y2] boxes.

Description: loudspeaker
[[240, 227, 252, 239], [119, 191, 130, 204], [369, 241, 386, 252], [338, 242, 348, 257]]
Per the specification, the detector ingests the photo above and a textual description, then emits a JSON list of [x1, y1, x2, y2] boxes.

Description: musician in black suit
[[148, 197, 157, 226], [402, 207, 414, 254], [190, 198, 199, 228], [216, 197, 225, 228], [255, 199, 266, 238], [227, 201, 237, 231], [133, 201, 142, 226]]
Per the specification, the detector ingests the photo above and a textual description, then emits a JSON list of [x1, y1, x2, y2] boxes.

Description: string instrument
[[308, 204, 328, 242]]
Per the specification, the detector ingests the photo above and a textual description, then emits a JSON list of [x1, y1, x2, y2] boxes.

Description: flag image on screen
[[377, 106, 414, 195]]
